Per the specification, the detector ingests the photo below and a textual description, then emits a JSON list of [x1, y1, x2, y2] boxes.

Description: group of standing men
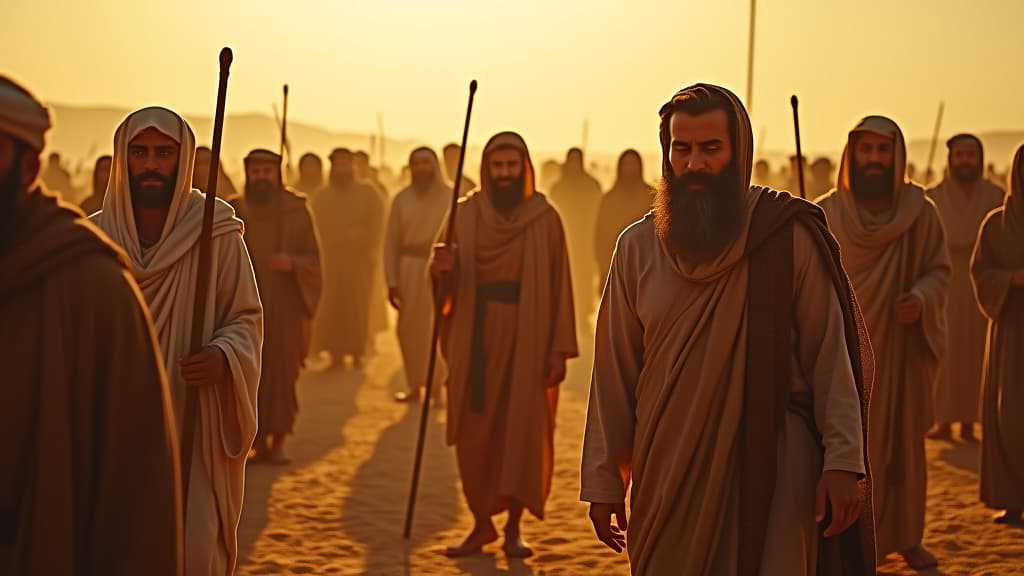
[[3, 68, 1023, 576]]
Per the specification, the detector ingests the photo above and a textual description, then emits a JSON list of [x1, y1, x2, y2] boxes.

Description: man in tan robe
[[551, 147, 603, 328], [354, 149, 390, 353], [79, 154, 111, 215], [581, 83, 874, 576], [311, 147, 385, 369], [193, 145, 238, 199], [92, 106, 264, 576], [430, 132, 578, 559], [385, 147, 450, 403], [593, 149, 651, 281], [926, 134, 1005, 442], [971, 144, 1024, 526], [0, 75, 182, 576], [295, 152, 323, 198], [231, 149, 322, 464], [817, 115, 951, 571]]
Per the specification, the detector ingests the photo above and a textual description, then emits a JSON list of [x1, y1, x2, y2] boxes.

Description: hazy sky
[[4, 0, 1023, 160]]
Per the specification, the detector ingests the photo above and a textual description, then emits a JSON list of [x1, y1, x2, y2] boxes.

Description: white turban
[[0, 76, 52, 152]]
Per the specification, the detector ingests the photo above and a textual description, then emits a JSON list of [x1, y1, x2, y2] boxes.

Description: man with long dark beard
[[817, 116, 950, 571], [926, 134, 1004, 442], [0, 75, 182, 576], [581, 84, 875, 575], [430, 132, 577, 559], [231, 149, 322, 464], [92, 107, 263, 575]]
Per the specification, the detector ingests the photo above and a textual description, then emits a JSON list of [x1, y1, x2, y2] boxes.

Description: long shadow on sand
[[937, 441, 980, 476], [340, 398, 461, 575], [236, 366, 364, 564]]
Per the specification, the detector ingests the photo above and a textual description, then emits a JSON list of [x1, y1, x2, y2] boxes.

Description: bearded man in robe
[[430, 132, 577, 559], [79, 154, 111, 215], [354, 149, 390, 352], [971, 144, 1024, 526], [926, 134, 1004, 442], [231, 149, 322, 464], [551, 147, 603, 327], [385, 147, 450, 404], [92, 107, 263, 576], [311, 147, 384, 369], [581, 83, 874, 576], [817, 115, 950, 571], [0, 75, 182, 576], [593, 149, 651, 280], [443, 142, 477, 197]]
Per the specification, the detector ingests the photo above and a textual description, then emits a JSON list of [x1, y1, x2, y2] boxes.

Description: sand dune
[[237, 330, 1023, 575]]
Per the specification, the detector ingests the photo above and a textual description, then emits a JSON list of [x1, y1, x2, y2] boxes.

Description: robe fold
[[817, 115, 951, 559], [971, 148, 1024, 512], [311, 180, 385, 360], [439, 132, 577, 520], [383, 179, 450, 393], [232, 188, 322, 436], [92, 107, 263, 576], [1, 190, 182, 575], [927, 176, 1004, 424]]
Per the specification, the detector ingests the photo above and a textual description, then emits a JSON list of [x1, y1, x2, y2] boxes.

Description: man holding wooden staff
[[92, 106, 263, 575], [429, 131, 578, 558]]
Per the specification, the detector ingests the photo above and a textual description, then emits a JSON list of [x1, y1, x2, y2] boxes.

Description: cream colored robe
[[581, 204, 866, 575], [383, 180, 450, 393], [971, 150, 1024, 512], [817, 116, 951, 558], [440, 187, 578, 520], [92, 107, 263, 576], [927, 176, 1004, 424]]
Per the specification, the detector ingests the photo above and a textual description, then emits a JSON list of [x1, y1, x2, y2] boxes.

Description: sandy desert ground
[[236, 329, 1024, 575]]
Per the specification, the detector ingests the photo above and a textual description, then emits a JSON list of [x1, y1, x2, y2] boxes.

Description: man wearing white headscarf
[[92, 106, 263, 576], [0, 78, 182, 574], [817, 116, 951, 571], [384, 147, 450, 403]]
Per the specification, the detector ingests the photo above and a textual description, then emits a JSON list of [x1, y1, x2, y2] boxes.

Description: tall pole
[[746, 0, 757, 115]]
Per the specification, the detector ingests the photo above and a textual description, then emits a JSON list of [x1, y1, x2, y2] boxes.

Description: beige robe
[[92, 107, 263, 576], [971, 152, 1024, 511], [927, 176, 1004, 424], [383, 182, 450, 393], [1, 190, 182, 575], [311, 180, 384, 360], [582, 198, 866, 575], [440, 190, 578, 519], [550, 170, 603, 324], [817, 117, 951, 558], [231, 189, 322, 436]]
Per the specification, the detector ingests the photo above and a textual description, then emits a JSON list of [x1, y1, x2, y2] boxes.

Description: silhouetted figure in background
[[550, 147, 602, 327]]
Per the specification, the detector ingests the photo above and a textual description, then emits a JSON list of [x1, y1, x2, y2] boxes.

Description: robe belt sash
[[469, 281, 522, 412]]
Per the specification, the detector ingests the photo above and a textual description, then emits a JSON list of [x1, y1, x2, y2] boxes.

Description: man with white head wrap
[[92, 106, 263, 576], [384, 146, 451, 403], [817, 115, 951, 571], [0, 78, 182, 574]]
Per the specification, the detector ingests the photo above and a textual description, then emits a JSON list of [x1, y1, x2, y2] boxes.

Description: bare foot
[[900, 545, 938, 570], [503, 534, 534, 558], [927, 424, 953, 441], [994, 510, 1023, 525], [444, 523, 498, 558]]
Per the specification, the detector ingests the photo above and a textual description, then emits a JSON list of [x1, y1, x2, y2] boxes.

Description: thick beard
[[490, 177, 524, 212], [411, 171, 435, 192], [130, 171, 175, 209], [0, 160, 24, 253], [850, 163, 895, 204], [951, 164, 981, 185], [653, 164, 742, 263], [245, 180, 278, 205]]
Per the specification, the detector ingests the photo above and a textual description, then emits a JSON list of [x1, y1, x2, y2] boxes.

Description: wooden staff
[[924, 101, 945, 186], [181, 47, 233, 513], [280, 84, 290, 179], [403, 79, 478, 539], [790, 95, 807, 199]]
